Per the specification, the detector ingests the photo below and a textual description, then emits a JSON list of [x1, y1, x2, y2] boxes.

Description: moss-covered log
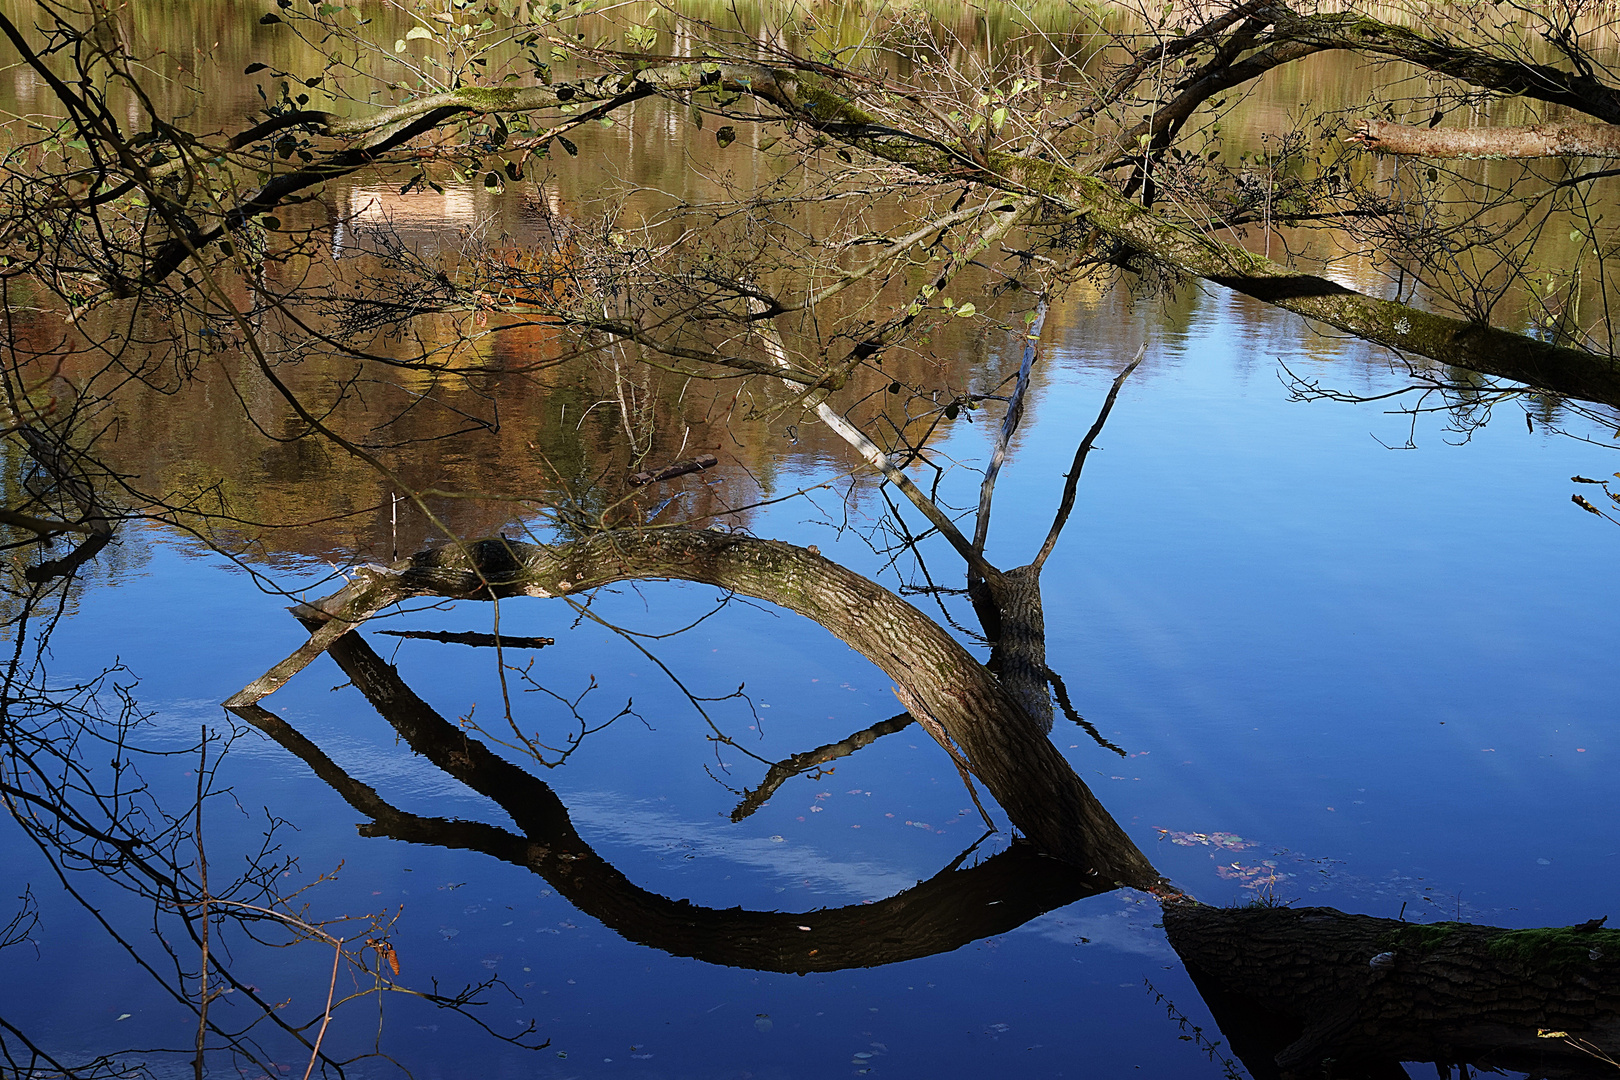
[[1163, 902, 1620, 1078]]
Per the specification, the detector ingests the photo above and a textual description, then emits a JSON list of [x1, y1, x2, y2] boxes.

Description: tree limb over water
[[227, 527, 1160, 884]]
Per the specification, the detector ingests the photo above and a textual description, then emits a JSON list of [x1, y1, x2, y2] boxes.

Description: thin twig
[[1031, 347, 1146, 572], [973, 300, 1049, 559]]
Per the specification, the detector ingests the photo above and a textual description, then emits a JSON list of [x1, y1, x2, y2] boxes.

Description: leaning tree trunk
[[1163, 902, 1620, 1079], [228, 527, 1161, 886]]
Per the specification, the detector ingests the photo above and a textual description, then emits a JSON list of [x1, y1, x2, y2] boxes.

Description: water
[[3, 272, 1615, 1077], [2, 2, 1619, 1076]]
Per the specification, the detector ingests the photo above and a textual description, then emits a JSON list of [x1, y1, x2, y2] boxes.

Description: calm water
[[2, 4, 1619, 1077], [4, 274, 1617, 1078]]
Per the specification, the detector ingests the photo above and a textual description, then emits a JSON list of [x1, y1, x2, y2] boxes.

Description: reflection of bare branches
[[1277, 357, 1617, 450], [506, 664, 643, 768], [376, 628, 555, 648], [235, 630, 1121, 972], [10, 423, 115, 583], [730, 712, 914, 822], [0, 887, 36, 955], [1047, 668, 1129, 759]]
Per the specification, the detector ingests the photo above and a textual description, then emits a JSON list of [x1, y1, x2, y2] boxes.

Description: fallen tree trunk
[[227, 527, 1161, 885], [1348, 119, 1620, 159], [1163, 902, 1620, 1078]]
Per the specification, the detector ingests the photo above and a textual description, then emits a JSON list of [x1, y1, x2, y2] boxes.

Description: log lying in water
[[227, 527, 1161, 885], [1162, 902, 1620, 1079]]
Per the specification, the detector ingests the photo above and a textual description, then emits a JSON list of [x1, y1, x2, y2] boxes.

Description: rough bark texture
[[1349, 119, 1620, 159], [1164, 902, 1620, 1079], [985, 564, 1053, 733], [232, 631, 1112, 973], [232, 528, 1159, 884]]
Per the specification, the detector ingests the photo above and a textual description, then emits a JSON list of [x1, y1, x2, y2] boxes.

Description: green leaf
[[990, 106, 1007, 130], [715, 125, 736, 148], [395, 38, 406, 52], [953, 302, 976, 317], [406, 25, 433, 40]]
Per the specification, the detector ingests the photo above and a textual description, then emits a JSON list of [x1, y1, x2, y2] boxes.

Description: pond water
[[4, 274, 1616, 1078], [2, 3, 1619, 1078]]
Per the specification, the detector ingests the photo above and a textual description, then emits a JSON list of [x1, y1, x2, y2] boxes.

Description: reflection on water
[[3, 274, 1617, 1074], [2, 1, 1620, 1076]]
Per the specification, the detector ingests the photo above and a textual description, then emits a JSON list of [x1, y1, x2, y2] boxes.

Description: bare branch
[[1032, 347, 1146, 573]]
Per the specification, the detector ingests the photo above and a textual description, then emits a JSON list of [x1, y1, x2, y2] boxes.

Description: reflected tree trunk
[[231, 629, 1116, 973]]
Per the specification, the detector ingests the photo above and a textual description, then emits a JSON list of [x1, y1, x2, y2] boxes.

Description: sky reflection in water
[[5, 278, 1617, 1079]]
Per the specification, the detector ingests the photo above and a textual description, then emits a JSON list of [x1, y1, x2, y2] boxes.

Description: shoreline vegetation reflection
[[1, 0, 1619, 1075]]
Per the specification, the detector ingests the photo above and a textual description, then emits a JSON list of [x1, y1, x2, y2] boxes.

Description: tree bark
[[1163, 902, 1620, 1078], [229, 528, 1161, 885], [1349, 119, 1620, 159]]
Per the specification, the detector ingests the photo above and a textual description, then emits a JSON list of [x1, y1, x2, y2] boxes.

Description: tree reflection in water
[[222, 525, 1620, 1080]]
